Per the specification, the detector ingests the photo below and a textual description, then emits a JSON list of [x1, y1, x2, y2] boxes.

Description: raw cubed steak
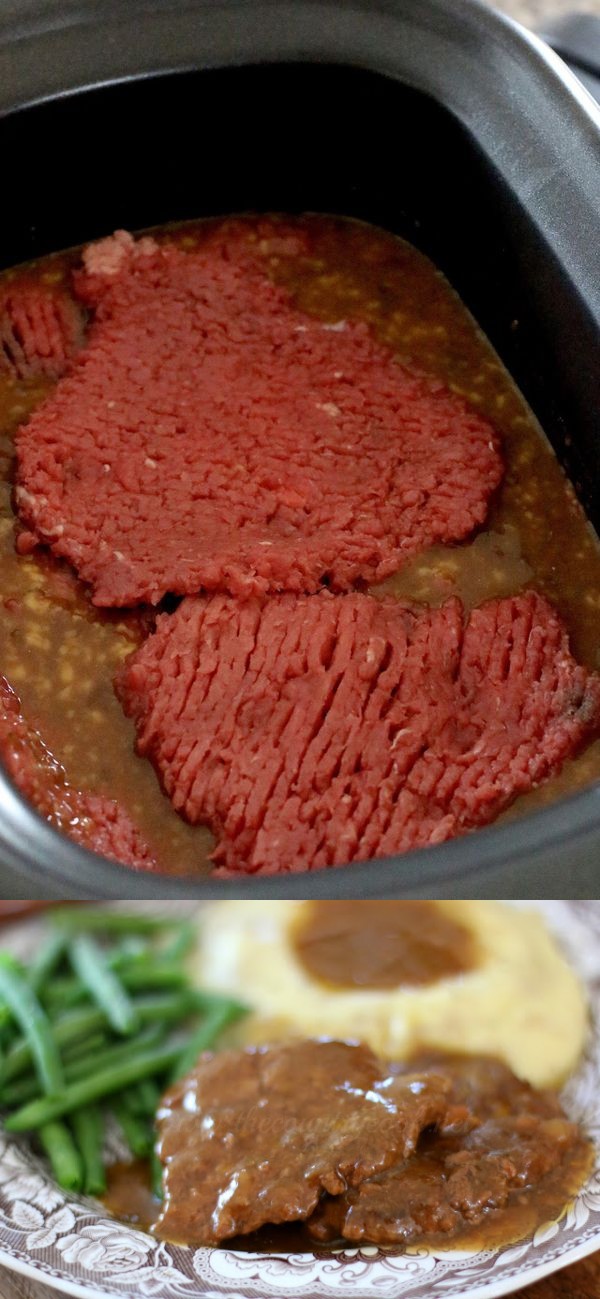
[[1, 280, 82, 381], [115, 589, 600, 875], [15, 222, 502, 605], [0, 677, 155, 869]]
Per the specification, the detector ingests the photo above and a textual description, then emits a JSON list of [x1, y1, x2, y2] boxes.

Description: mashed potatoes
[[193, 901, 587, 1088]]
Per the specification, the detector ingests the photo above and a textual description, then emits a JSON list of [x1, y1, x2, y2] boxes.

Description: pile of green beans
[[0, 908, 247, 1198]]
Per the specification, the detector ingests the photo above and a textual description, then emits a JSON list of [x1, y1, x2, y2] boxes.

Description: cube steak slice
[[15, 223, 502, 604], [115, 589, 600, 874]]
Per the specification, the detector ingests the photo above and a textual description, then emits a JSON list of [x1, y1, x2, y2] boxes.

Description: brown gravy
[[102, 1052, 593, 1256], [102, 1151, 593, 1257], [303, 1129, 593, 1258], [103, 1159, 159, 1231], [388, 1127, 593, 1256], [292, 901, 477, 989], [1, 214, 600, 873]]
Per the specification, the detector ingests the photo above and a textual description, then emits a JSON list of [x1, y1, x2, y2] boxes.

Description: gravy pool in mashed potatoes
[[192, 901, 587, 1088]]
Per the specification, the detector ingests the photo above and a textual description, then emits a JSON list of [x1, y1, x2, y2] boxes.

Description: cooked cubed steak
[[153, 1038, 452, 1246], [0, 280, 82, 381], [308, 1054, 588, 1245], [115, 589, 600, 875], [0, 677, 155, 869], [14, 222, 502, 604]]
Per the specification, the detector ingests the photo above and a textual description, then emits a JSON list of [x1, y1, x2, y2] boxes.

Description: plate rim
[[1, 1231, 600, 1299]]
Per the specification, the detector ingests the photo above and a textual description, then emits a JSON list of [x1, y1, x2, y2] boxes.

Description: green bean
[[0, 955, 25, 1032], [186, 989, 248, 1016], [5, 1027, 167, 1103], [128, 989, 202, 1025], [46, 963, 186, 1010], [39, 1121, 82, 1192], [44, 945, 172, 999], [170, 998, 247, 1082], [0, 953, 23, 974], [6, 1041, 183, 1130], [125, 1079, 161, 1116], [137, 1078, 161, 1113], [0, 957, 63, 1095], [0, 1008, 13, 1034], [115, 1100, 154, 1158], [0, 1033, 109, 1101], [51, 909, 179, 934], [28, 932, 68, 995], [65, 1026, 164, 1083], [0, 1027, 163, 1106], [1, 1075, 42, 1107], [71, 1107, 106, 1196], [161, 921, 196, 962], [42, 978, 88, 1015], [1, 991, 193, 1083], [121, 964, 187, 992], [69, 936, 139, 1036], [0, 1017, 15, 1046], [62, 1032, 109, 1065], [151, 1149, 163, 1201], [115, 936, 150, 962], [1, 1007, 106, 1083]]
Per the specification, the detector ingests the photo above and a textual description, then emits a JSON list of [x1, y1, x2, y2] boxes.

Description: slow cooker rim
[[0, 0, 599, 138], [0, 761, 599, 898]]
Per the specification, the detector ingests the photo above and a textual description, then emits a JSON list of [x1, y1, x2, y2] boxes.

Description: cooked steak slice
[[154, 1038, 451, 1245], [308, 1054, 587, 1245]]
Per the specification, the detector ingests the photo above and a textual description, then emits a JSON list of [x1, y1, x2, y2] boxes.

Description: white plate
[[0, 901, 598, 1299]]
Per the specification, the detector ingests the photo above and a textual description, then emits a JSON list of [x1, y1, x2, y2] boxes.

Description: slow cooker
[[0, 0, 599, 897]]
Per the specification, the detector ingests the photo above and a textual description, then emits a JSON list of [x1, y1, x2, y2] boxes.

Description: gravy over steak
[[153, 1038, 453, 1246], [308, 1054, 593, 1248], [107, 1042, 592, 1256]]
